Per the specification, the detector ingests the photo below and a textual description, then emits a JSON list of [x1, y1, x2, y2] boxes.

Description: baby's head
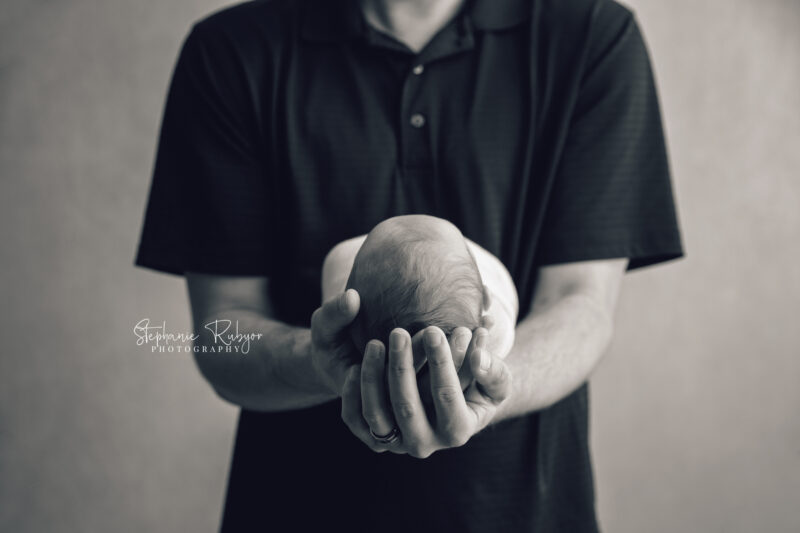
[[345, 215, 486, 353]]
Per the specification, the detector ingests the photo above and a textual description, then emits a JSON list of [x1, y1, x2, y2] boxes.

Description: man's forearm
[[493, 291, 614, 422], [192, 309, 336, 412]]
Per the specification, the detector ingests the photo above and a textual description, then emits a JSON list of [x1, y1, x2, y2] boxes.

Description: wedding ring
[[370, 426, 401, 445]]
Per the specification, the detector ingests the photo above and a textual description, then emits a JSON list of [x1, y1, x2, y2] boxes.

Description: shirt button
[[409, 113, 426, 128], [412, 64, 424, 75]]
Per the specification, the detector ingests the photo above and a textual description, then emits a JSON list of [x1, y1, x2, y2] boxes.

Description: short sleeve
[[135, 23, 274, 276], [536, 6, 683, 270]]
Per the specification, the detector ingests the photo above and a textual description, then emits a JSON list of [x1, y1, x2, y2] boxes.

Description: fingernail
[[366, 341, 382, 359], [390, 330, 406, 350], [476, 331, 488, 349], [424, 329, 442, 347], [345, 289, 357, 309], [454, 332, 470, 352], [479, 350, 491, 372]]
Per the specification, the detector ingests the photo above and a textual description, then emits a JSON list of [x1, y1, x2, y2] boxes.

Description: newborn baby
[[321, 215, 518, 363]]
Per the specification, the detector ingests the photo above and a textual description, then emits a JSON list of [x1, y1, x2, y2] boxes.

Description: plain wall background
[[1, 0, 798, 531]]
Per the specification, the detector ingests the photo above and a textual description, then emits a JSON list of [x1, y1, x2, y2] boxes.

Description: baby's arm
[[465, 239, 519, 359]]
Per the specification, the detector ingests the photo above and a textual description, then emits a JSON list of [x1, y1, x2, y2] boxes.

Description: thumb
[[468, 348, 511, 404], [311, 289, 360, 347]]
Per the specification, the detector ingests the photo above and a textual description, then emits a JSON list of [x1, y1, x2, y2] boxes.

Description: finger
[[387, 328, 433, 457], [457, 326, 488, 390], [449, 327, 473, 391], [456, 361, 475, 393], [417, 328, 473, 405], [468, 327, 489, 358], [412, 326, 469, 389], [311, 289, 360, 347], [449, 327, 471, 372], [423, 327, 471, 445], [361, 340, 396, 437], [340, 365, 389, 453], [467, 344, 512, 405], [409, 329, 429, 371]]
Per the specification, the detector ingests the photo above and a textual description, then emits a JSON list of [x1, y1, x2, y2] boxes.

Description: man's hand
[[341, 326, 511, 458], [415, 312, 495, 402], [309, 289, 361, 397]]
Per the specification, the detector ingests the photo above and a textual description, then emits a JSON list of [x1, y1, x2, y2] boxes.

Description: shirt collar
[[301, 0, 532, 42]]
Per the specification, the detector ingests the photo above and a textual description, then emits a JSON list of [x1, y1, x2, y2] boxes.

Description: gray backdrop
[[1, 0, 798, 531]]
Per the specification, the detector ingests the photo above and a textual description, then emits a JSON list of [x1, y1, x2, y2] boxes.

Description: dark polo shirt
[[136, 0, 683, 531]]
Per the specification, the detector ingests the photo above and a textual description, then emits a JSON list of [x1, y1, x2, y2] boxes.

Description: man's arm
[[493, 257, 627, 421], [185, 273, 361, 412]]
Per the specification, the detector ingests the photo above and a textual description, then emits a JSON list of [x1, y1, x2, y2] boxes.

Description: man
[[136, 0, 683, 531]]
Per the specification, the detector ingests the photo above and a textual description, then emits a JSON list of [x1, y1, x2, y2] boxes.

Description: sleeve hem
[[536, 237, 684, 271]]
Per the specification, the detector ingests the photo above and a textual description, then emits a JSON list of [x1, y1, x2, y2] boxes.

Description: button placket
[[398, 57, 432, 179]]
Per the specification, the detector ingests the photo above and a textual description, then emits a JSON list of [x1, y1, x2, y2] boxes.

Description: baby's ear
[[481, 284, 492, 311]]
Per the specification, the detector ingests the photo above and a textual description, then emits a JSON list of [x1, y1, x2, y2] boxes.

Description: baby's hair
[[345, 223, 483, 352]]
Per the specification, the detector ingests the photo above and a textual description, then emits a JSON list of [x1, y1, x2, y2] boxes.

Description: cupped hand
[[341, 326, 511, 458]]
